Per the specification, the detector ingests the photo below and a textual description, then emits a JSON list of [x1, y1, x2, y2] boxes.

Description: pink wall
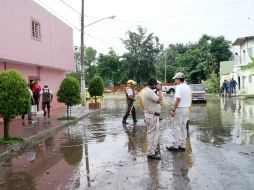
[[0, 0, 74, 71], [0, 62, 65, 108]]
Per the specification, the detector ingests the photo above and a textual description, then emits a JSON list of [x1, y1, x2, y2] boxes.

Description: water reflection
[[2, 171, 36, 190], [171, 132, 192, 190], [147, 160, 160, 190], [88, 112, 107, 143], [60, 127, 83, 165], [192, 97, 254, 146]]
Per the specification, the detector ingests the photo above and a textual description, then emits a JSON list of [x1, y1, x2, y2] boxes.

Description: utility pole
[[164, 52, 167, 83], [80, 0, 86, 106]]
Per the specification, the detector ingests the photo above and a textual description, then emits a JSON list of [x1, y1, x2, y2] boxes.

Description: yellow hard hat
[[127, 80, 137, 85]]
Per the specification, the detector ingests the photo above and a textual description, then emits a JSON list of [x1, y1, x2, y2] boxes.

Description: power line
[[115, 0, 246, 23], [36, 0, 81, 31], [59, 0, 81, 15]]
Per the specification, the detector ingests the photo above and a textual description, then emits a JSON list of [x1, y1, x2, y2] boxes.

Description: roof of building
[[233, 36, 254, 46]]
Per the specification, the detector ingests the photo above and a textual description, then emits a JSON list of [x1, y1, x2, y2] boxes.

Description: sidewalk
[[0, 105, 95, 158]]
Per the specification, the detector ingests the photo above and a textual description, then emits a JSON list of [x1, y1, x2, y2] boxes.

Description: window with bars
[[31, 19, 41, 41]]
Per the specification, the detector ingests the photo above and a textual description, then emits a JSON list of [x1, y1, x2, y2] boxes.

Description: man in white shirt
[[166, 72, 191, 152], [141, 78, 163, 160]]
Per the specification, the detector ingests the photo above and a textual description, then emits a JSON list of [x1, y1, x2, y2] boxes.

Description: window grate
[[31, 19, 41, 41]]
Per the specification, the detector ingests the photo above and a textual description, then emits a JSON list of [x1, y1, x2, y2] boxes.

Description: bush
[[88, 76, 104, 102], [57, 77, 81, 118], [204, 73, 220, 93], [0, 70, 30, 140], [66, 71, 81, 86]]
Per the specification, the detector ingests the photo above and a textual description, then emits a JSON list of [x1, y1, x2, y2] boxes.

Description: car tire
[[168, 89, 175, 95]]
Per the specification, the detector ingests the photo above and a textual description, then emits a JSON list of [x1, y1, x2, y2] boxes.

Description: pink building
[[0, 0, 74, 108]]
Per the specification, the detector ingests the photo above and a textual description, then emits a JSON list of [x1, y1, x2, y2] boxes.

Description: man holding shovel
[[122, 80, 137, 124]]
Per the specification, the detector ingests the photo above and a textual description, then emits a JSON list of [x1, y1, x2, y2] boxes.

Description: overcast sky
[[33, 0, 254, 54]]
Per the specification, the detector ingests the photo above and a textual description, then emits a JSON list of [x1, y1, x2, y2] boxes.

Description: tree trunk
[[67, 106, 69, 120], [3, 118, 10, 140]]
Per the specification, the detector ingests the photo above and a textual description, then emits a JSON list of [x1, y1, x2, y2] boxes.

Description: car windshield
[[190, 85, 205, 91]]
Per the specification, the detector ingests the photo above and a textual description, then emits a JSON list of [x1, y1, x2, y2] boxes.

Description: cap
[[173, 72, 184, 79]]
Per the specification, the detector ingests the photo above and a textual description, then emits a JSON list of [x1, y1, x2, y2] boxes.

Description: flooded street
[[0, 95, 254, 190]]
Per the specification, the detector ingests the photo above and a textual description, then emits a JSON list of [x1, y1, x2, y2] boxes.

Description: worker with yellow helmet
[[122, 80, 137, 124]]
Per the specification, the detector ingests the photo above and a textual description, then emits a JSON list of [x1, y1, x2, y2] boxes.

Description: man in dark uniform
[[40, 85, 53, 119], [122, 80, 137, 124]]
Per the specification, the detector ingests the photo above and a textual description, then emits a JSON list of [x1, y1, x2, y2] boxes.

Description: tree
[[72, 46, 98, 84], [204, 74, 220, 93], [88, 76, 104, 102], [97, 49, 123, 86], [66, 71, 82, 86], [85, 47, 97, 82], [0, 70, 30, 140], [158, 34, 232, 84], [121, 26, 162, 83], [57, 77, 81, 119]]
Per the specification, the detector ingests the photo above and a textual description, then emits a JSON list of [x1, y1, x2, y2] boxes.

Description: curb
[[0, 109, 98, 159]]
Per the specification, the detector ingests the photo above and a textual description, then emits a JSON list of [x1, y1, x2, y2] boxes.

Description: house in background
[[0, 0, 74, 108], [220, 36, 254, 95], [219, 60, 234, 85], [233, 36, 254, 95]]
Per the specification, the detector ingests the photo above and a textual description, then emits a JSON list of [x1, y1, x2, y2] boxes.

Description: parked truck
[[161, 83, 176, 94]]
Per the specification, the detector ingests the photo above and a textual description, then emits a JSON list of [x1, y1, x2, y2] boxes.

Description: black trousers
[[123, 103, 137, 122], [42, 101, 51, 117], [33, 93, 40, 111]]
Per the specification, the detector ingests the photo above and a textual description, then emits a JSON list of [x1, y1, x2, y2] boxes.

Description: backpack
[[42, 88, 51, 102]]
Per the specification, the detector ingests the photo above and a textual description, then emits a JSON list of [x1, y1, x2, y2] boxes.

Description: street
[[0, 95, 254, 190]]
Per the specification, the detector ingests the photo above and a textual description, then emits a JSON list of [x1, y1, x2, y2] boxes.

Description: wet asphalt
[[0, 95, 254, 190]]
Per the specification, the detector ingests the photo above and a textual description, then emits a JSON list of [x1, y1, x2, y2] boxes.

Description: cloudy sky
[[33, 0, 254, 54]]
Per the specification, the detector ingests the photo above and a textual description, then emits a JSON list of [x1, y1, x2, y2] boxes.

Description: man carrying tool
[[122, 80, 137, 124], [166, 72, 191, 152], [141, 78, 163, 160]]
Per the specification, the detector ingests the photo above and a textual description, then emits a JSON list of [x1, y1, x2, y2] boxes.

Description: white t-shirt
[[40, 88, 53, 95], [28, 88, 33, 96], [126, 88, 134, 97], [175, 82, 191, 108], [141, 87, 161, 113]]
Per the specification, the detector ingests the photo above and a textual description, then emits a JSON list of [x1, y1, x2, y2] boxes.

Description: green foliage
[[0, 137, 23, 145], [97, 49, 123, 86], [0, 70, 30, 120], [121, 26, 163, 83], [156, 34, 231, 83], [204, 74, 220, 93], [88, 76, 104, 102], [85, 47, 97, 82], [57, 77, 81, 106], [241, 57, 254, 71], [72, 31, 232, 85], [66, 71, 82, 86]]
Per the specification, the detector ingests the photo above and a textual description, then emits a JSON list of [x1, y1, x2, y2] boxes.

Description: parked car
[[190, 84, 206, 103]]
